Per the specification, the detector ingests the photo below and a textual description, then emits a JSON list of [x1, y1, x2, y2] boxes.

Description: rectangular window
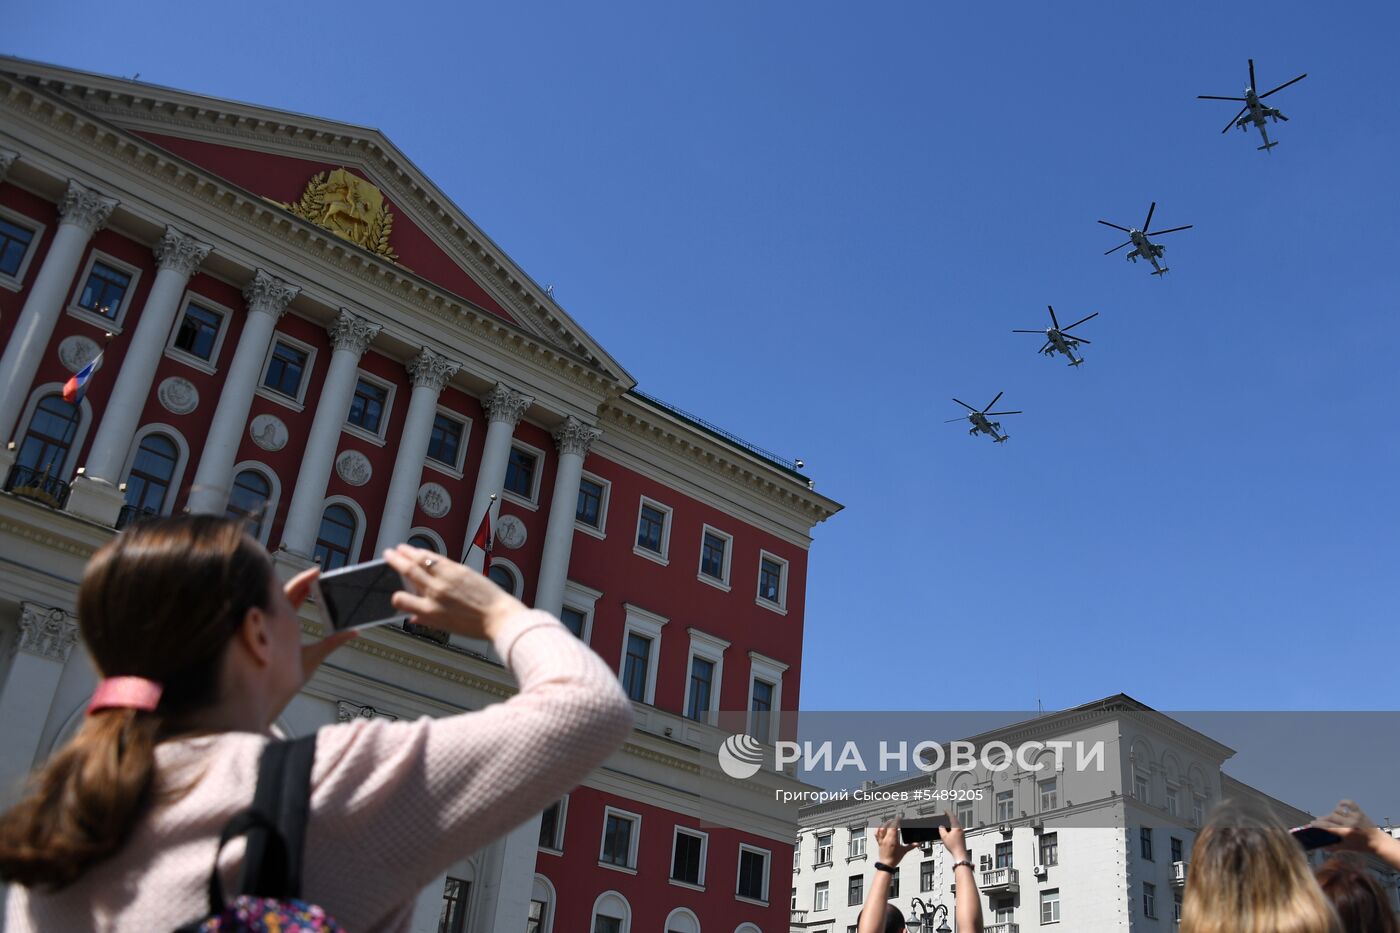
[[601, 811, 637, 868], [504, 447, 537, 498], [700, 529, 728, 581], [993, 898, 1014, 924], [1171, 837, 1183, 863], [1141, 827, 1154, 861], [1143, 881, 1157, 918], [672, 829, 706, 885], [920, 860, 935, 892], [1134, 772, 1151, 803], [996, 840, 1013, 869], [426, 413, 464, 467], [686, 656, 714, 722], [815, 832, 833, 865], [622, 633, 651, 702], [527, 899, 547, 933], [758, 554, 785, 606], [346, 377, 388, 433], [957, 801, 976, 829], [576, 476, 604, 528], [593, 917, 621, 933], [264, 341, 309, 398], [0, 217, 35, 278], [1167, 787, 1180, 817], [172, 301, 223, 361], [848, 828, 866, 858], [889, 868, 899, 898], [539, 799, 565, 850], [1039, 777, 1058, 811], [997, 790, 1015, 823], [737, 847, 768, 902], [637, 502, 667, 554], [750, 678, 774, 744], [1041, 888, 1061, 924], [1193, 796, 1205, 826], [1174, 889, 1183, 922], [77, 260, 131, 318], [847, 873, 862, 907], [560, 606, 587, 639], [1039, 832, 1059, 867], [813, 881, 829, 911], [438, 877, 470, 933]]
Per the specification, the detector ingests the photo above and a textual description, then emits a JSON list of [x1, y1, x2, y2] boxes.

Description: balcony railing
[[981, 867, 1020, 893], [987, 923, 1021, 933], [1171, 860, 1189, 886], [4, 463, 71, 509], [115, 504, 160, 530]]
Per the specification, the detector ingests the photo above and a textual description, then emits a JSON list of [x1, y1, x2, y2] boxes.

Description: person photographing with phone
[[857, 810, 983, 933], [0, 517, 634, 931]]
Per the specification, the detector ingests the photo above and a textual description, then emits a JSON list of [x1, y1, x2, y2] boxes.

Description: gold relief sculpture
[[274, 168, 399, 262]]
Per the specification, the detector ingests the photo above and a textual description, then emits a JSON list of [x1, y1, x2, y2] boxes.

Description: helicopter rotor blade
[[1143, 202, 1156, 232], [1147, 225, 1194, 235], [944, 417, 970, 424], [1260, 73, 1307, 99], [1098, 220, 1133, 233], [1197, 95, 1248, 101], [983, 391, 1004, 413], [1067, 336, 1092, 345], [952, 398, 978, 413], [1222, 105, 1249, 134], [1063, 312, 1099, 331], [1039, 342, 1053, 354], [1248, 58, 1257, 91], [1012, 329, 1046, 334], [1104, 240, 1132, 255], [983, 411, 1022, 417], [1047, 304, 1061, 329]]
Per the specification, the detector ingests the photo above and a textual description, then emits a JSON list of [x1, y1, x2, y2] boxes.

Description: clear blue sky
[[8, 1, 1397, 712]]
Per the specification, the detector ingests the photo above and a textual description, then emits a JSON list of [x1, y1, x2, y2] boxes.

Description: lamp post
[[908, 897, 952, 933]]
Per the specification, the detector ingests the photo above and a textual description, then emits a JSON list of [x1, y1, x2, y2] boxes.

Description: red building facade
[[0, 58, 837, 932]]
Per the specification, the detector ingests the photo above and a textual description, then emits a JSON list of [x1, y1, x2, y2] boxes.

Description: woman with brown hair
[[1311, 799, 1400, 933], [0, 515, 634, 931], [1181, 802, 1341, 933]]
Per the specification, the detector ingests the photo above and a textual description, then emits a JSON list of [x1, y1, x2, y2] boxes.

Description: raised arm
[[940, 809, 984, 933], [1313, 800, 1400, 872], [859, 819, 919, 933]]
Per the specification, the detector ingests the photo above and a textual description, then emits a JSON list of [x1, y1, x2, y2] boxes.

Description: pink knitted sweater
[[5, 609, 634, 932]]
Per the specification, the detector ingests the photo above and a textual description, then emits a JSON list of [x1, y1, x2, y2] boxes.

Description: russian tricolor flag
[[62, 352, 102, 404]]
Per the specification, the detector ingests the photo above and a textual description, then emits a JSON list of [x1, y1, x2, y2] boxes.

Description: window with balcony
[[119, 434, 178, 528], [995, 840, 1013, 869], [13, 394, 81, 497], [1171, 836, 1183, 863]]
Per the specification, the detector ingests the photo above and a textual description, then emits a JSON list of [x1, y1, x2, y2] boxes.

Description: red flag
[[62, 352, 103, 404], [470, 508, 493, 576]]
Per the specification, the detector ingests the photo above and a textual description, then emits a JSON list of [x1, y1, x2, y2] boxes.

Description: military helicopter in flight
[[1198, 59, 1307, 152], [945, 393, 1021, 444], [1013, 306, 1098, 367], [1098, 202, 1193, 277]]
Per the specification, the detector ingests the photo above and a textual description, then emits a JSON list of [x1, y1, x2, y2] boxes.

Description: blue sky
[[8, 1, 1397, 712]]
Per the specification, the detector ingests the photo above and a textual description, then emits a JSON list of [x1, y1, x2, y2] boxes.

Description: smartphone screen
[[900, 816, 952, 845], [313, 559, 409, 632], [1290, 825, 1342, 851]]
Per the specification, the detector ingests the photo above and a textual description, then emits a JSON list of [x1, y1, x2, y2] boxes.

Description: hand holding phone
[[312, 559, 411, 632], [1290, 825, 1343, 851], [900, 815, 953, 845]]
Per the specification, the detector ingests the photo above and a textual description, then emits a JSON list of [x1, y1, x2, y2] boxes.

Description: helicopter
[[1013, 306, 1098, 367], [1198, 59, 1307, 153], [1098, 202, 1193, 277], [945, 393, 1021, 444]]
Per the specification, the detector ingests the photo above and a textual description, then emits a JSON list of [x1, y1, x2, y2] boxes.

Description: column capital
[[58, 180, 118, 235], [0, 148, 17, 183], [554, 415, 601, 457], [243, 269, 300, 318], [153, 224, 213, 277], [407, 347, 460, 392], [16, 602, 79, 664], [481, 382, 534, 427], [327, 308, 381, 356]]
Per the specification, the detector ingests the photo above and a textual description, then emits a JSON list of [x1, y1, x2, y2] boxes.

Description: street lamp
[[908, 897, 952, 933]]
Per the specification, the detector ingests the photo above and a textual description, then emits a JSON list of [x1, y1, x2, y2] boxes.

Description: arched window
[[407, 532, 440, 553], [119, 434, 177, 528], [15, 394, 80, 477], [665, 907, 700, 933], [488, 563, 517, 594], [590, 891, 631, 933], [228, 469, 273, 538], [315, 504, 357, 569], [527, 875, 556, 933]]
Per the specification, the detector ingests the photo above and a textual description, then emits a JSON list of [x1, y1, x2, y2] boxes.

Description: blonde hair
[[1182, 801, 1341, 933]]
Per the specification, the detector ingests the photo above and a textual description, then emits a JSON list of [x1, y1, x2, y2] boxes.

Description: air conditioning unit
[[1034, 863, 1048, 877], [920, 842, 934, 855], [999, 823, 1012, 835]]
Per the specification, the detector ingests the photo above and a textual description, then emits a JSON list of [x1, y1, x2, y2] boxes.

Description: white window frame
[[736, 843, 771, 906], [487, 556, 525, 599], [589, 891, 631, 933], [317, 495, 367, 567], [530, 875, 557, 933], [1134, 769, 1151, 804], [696, 523, 734, 591], [669, 825, 709, 891], [256, 331, 318, 412], [0, 204, 46, 293], [538, 794, 568, 855], [228, 460, 281, 545], [598, 806, 642, 874], [814, 879, 830, 912], [340, 368, 396, 447], [561, 580, 602, 645], [405, 526, 447, 555], [67, 250, 142, 333], [423, 406, 471, 479], [1166, 784, 1180, 818], [632, 495, 673, 565], [1039, 776, 1058, 812], [683, 627, 730, 726], [619, 603, 668, 705], [1041, 888, 1061, 924], [1143, 881, 1157, 918], [163, 290, 234, 374], [756, 549, 789, 614], [746, 651, 788, 744], [996, 790, 1015, 823], [500, 438, 546, 510], [120, 424, 191, 517], [848, 826, 867, 859], [574, 469, 611, 539], [815, 830, 834, 866]]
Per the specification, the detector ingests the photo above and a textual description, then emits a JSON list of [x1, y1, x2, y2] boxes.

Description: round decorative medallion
[[58, 336, 101, 373], [249, 414, 289, 452], [496, 514, 527, 550], [156, 377, 199, 415], [417, 482, 451, 519], [335, 450, 372, 486]]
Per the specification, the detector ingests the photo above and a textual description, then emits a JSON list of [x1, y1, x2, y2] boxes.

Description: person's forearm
[[1369, 830, 1400, 871], [954, 862, 984, 933], [858, 870, 893, 933]]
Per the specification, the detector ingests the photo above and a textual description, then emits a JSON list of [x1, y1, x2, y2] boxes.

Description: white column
[[187, 270, 299, 514], [279, 309, 380, 555], [469, 815, 543, 933], [461, 383, 532, 568], [67, 226, 212, 524], [533, 416, 600, 617], [374, 349, 459, 553], [0, 603, 79, 802], [0, 180, 117, 445]]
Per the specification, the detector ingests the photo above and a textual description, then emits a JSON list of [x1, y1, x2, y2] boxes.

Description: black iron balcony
[[4, 464, 71, 509], [115, 504, 161, 530]]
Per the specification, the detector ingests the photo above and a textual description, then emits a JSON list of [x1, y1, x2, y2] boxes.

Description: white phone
[[311, 559, 410, 632]]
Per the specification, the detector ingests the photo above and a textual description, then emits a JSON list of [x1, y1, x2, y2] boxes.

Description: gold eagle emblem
[[276, 168, 398, 262]]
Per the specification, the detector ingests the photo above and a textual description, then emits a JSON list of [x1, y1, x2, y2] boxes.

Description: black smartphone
[[1290, 825, 1342, 851], [312, 559, 410, 632], [900, 816, 952, 845]]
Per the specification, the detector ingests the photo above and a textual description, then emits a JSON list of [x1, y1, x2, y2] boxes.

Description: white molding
[[620, 603, 668, 705], [500, 437, 546, 510], [756, 549, 790, 614], [529, 874, 557, 933], [319, 495, 367, 567], [13, 382, 93, 479], [633, 495, 673, 565], [487, 556, 525, 599], [590, 890, 632, 933], [697, 522, 734, 591], [341, 366, 397, 447], [118, 423, 190, 516], [735, 842, 772, 905], [663, 907, 702, 932], [537, 794, 569, 854], [573, 468, 610, 539], [747, 651, 788, 743], [669, 825, 710, 889], [65, 249, 142, 333], [561, 579, 602, 645], [0, 202, 46, 292], [422, 405, 470, 479], [256, 329, 319, 411], [229, 459, 281, 545], [162, 289, 235, 374], [684, 626, 730, 727], [405, 526, 447, 555], [598, 806, 642, 871]]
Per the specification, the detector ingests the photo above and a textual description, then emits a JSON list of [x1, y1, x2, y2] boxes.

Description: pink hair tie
[[87, 676, 163, 715]]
